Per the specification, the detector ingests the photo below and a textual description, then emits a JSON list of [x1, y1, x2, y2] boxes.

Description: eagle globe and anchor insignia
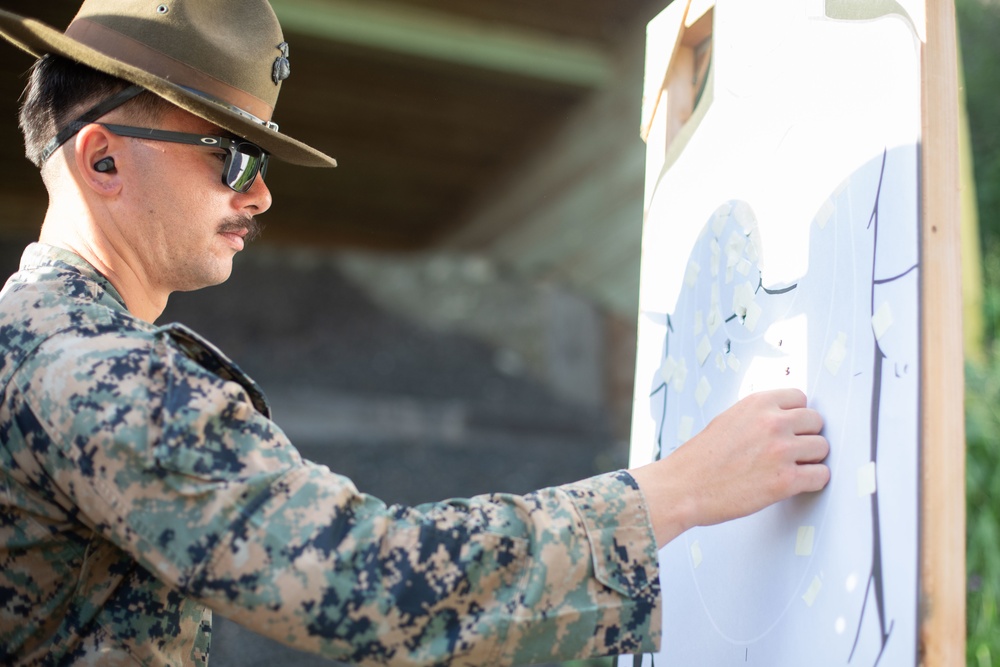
[[272, 42, 290, 85]]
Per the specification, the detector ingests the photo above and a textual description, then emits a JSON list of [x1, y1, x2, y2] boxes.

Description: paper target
[[624, 0, 923, 663]]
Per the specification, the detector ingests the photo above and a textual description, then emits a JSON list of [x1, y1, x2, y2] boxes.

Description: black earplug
[[94, 157, 116, 173]]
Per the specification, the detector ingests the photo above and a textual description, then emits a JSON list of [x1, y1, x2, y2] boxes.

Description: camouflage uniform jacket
[[0, 244, 661, 666]]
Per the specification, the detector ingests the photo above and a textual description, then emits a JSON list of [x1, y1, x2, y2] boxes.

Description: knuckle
[[773, 466, 796, 495], [762, 412, 786, 437]]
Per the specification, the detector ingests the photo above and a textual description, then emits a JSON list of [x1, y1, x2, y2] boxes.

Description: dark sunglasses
[[100, 124, 269, 194]]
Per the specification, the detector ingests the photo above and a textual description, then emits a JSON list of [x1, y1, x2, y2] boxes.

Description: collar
[[17, 242, 130, 312]]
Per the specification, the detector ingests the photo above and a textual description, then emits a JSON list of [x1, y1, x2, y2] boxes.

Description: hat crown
[[69, 0, 286, 119]]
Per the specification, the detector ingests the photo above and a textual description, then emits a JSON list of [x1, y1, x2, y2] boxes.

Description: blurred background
[[0, 1, 996, 665]]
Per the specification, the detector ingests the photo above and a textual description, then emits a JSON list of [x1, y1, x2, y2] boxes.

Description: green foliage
[[983, 250, 1000, 352], [956, 1, 1000, 660], [957, 0, 1000, 340], [966, 355, 1000, 666]]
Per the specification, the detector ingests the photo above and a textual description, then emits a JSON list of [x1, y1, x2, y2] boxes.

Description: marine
[[0, 1, 830, 664]]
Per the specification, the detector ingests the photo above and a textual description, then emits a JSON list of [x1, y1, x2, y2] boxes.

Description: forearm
[[629, 460, 696, 548]]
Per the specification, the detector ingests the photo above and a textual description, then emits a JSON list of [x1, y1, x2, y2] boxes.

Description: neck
[[39, 199, 168, 323]]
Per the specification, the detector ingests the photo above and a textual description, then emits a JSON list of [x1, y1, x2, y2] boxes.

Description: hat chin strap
[[40, 84, 144, 163]]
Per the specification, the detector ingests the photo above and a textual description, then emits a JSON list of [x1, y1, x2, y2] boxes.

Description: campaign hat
[[0, 0, 336, 167]]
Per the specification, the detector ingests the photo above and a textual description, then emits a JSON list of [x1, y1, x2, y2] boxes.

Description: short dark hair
[[19, 55, 168, 167]]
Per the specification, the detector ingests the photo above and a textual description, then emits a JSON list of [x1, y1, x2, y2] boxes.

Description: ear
[[73, 124, 122, 196]]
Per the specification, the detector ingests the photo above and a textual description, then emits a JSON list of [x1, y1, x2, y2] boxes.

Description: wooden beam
[[919, 0, 966, 663], [270, 0, 612, 88]]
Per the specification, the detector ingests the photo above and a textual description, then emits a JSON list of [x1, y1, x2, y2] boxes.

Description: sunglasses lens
[[224, 143, 267, 193]]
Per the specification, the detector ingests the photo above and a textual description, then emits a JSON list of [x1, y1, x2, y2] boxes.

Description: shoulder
[[1, 276, 229, 402], [0, 275, 153, 387], [16, 318, 271, 433]]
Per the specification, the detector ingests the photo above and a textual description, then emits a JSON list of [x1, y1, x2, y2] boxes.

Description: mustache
[[218, 216, 265, 244]]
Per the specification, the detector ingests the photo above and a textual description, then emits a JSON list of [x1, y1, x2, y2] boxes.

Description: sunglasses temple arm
[[40, 85, 145, 163]]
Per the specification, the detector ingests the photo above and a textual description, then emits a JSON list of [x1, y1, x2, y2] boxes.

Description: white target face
[[647, 148, 917, 663], [624, 1, 922, 664]]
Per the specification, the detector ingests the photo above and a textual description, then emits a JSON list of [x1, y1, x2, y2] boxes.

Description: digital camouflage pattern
[[0, 243, 662, 666]]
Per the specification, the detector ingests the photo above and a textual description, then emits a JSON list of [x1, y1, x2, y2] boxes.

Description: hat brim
[[0, 9, 337, 167]]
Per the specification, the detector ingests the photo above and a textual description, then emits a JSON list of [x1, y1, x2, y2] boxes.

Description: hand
[[630, 388, 830, 548]]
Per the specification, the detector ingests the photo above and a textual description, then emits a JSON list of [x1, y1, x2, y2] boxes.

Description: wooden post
[[919, 0, 966, 663]]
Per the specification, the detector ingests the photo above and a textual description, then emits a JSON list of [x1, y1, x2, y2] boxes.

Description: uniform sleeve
[[13, 329, 662, 666]]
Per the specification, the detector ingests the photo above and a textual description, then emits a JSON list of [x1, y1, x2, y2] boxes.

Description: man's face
[[112, 105, 272, 295]]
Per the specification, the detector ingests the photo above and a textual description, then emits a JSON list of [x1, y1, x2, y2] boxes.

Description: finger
[[788, 407, 824, 435], [792, 434, 830, 463], [792, 462, 831, 493], [768, 387, 808, 410]]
